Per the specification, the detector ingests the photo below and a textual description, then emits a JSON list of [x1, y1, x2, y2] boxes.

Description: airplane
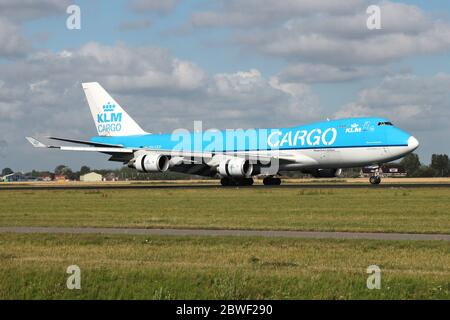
[[27, 82, 419, 186]]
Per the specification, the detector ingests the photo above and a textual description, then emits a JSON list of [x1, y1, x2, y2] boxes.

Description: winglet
[[26, 137, 48, 148]]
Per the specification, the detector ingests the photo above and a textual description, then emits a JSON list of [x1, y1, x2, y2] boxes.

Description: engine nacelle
[[304, 168, 342, 178], [131, 153, 170, 173], [218, 158, 253, 178]]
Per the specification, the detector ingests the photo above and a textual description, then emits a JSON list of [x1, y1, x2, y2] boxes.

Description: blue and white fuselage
[[91, 117, 418, 169], [27, 82, 419, 185]]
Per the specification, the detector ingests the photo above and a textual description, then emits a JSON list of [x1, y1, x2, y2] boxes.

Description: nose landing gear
[[369, 175, 381, 185], [369, 166, 382, 185]]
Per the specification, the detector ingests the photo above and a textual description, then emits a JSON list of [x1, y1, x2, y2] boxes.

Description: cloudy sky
[[0, 0, 449, 172]]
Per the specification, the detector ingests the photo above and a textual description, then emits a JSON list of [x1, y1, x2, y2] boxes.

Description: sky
[[0, 0, 449, 172]]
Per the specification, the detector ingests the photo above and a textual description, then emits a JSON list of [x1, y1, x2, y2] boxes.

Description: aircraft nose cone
[[408, 136, 419, 151]]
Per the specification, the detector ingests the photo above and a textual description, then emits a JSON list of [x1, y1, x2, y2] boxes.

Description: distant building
[[54, 175, 68, 182], [103, 172, 118, 181], [2, 172, 25, 182], [361, 165, 407, 177], [80, 172, 103, 182], [1, 172, 38, 182]]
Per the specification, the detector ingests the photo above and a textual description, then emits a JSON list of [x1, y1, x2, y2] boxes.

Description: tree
[[54, 165, 68, 176], [80, 166, 91, 176], [400, 153, 421, 177], [416, 166, 437, 178], [430, 154, 449, 177], [1, 168, 13, 176]]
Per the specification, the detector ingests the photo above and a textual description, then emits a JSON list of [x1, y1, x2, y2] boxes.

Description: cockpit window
[[377, 121, 393, 126]]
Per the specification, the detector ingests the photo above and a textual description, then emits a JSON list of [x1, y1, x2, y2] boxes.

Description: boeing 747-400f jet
[[27, 82, 419, 186]]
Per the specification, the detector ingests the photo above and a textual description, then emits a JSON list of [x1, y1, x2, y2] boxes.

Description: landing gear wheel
[[369, 176, 381, 185], [237, 178, 254, 186], [263, 177, 282, 186], [244, 178, 254, 186], [221, 177, 254, 186], [220, 177, 231, 186]]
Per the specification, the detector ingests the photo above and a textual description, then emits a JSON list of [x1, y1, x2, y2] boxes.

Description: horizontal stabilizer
[[26, 137, 53, 148], [26, 137, 133, 153]]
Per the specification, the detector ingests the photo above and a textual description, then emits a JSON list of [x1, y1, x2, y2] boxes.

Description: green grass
[[0, 188, 449, 233], [0, 233, 448, 299]]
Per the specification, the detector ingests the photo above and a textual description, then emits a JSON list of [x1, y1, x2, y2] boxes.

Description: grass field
[[0, 186, 449, 299], [0, 187, 449, 233], [2, 177, 450, 187], [0, 233, 448, 299]]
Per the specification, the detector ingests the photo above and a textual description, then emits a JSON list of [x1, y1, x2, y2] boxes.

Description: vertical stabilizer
[[82, 82, 147, 136]]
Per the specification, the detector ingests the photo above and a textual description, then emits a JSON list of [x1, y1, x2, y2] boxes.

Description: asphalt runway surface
[[1, 183, 450, 191], [0, 227, 449, 241]]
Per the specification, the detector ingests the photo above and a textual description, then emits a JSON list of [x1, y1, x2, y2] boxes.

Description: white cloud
[[0, 0, 448, 171], [0, 43, 322, 170], [254, 24, 450, 65], [191, 0, 367, 28], [1, 41, 447, 169], [0, 0, 70, 21], [129, 0, 180, 14], [0, 139, 7, 159], [336, 73, 450, 134], [276, 63, 373, 83], [191, 1, 450, 67], [335, 73, 450, 161], [0, 18, 30, 57], [0, 0, 70, 58], [119, 19, 152, 31]]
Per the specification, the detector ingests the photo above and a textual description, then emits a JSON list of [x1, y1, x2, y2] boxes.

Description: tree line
[[1, 165, 207, 181], [399, 153, 449, 177], [2, 153, 449, 180]]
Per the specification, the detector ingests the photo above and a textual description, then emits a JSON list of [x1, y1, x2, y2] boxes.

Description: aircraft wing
[[26, 137, 299, 164]]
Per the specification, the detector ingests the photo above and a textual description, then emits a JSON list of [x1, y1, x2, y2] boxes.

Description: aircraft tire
[[263, 177, 281, 186], [220, 177, 231, 186], [369, 176, 381, 185]]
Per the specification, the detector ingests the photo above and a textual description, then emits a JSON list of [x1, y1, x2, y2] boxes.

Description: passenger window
[[377, 122, 393, 126]]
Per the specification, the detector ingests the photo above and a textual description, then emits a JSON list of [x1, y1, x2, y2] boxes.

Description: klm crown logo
[[346, 123, 362, 133], [97, 101, 122, 131], [102, 102, 115, 112]]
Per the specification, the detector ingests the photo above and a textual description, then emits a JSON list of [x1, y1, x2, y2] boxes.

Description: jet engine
[[130, 153, 170, 173], [218, 158, 253, 178], [303, 168, 342, 178]]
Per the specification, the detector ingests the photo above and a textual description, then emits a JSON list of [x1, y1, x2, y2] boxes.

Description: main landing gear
[[220, 177, 254, 186], [219, 176, 282, 186], [263, 176, 281, 186]]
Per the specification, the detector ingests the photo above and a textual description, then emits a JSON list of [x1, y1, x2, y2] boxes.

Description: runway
[[0, 226, 449, 241], [1, 183, 450, 191]]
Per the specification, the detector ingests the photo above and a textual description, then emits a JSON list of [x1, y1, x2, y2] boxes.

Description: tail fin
[[82, 82, 147, 136]]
